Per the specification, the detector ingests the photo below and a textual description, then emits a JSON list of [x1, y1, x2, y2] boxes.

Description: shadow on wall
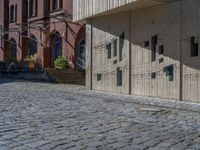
[[88, 0, 200, 100], [90, 1, 200, 71]]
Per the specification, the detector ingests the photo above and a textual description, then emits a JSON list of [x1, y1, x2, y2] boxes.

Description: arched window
[[52, 31, 62, 60], [52, 0, 58, 10], [10, 5, 15, 22], [46, 0, 50, 14], [10, 39, 17, 61], [29, 0, 34, 17], [59, 0, 63, 8], [24, 0, 28, 19], [29, 0, 37, 17], [15, 5, 17, 21], [29, 35, 37, 55], [35, 0, 38, 16]]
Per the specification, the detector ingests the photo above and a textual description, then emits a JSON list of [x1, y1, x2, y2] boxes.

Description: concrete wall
[[86, 12, 130, 94], [130, 2, 181, 100], [73, 0, 137, 21], [181, 0, 200, 102], [85, 0, 200, 102], [72, 0, 181, 21]]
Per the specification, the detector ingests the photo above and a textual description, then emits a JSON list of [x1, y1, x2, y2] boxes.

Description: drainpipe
[[90, 17, 93, 90], [90, 2, 94, 90], [179, 0, 183, 101], [129, 11, 132, 95]]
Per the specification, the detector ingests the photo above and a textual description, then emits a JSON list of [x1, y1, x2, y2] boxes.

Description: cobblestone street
[[1, 79, 200, 150]]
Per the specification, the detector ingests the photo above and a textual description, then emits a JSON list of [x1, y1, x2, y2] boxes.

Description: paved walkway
[[0, 79, 200, 150]]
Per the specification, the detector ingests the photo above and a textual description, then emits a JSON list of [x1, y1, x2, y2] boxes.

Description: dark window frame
[[29, 0, 34, 17], [190, 36, 198, 57], [46, 0, 50, 14], [144, 41, 149, 47], [164, 65, 174, 81], [97, 74, 102, 81], [59, 0, 63, 9], [106, 43, 112, 59], [113, 39, 117, 57], [119, 32, 124, 62], [10, 5, 15, 22], [52, 0, 58, 10], [151, 35, 157, 62], [29, 0, 38, 18], [117, 68, 123, 86], [159, 45, 164, 55], [151, 72, 156, 79]]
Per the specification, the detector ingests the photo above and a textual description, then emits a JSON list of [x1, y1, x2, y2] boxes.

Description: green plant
[[54, 56, 69, 69]]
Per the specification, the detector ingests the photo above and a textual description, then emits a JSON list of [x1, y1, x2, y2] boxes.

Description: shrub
[[54, 56, 69, 69]]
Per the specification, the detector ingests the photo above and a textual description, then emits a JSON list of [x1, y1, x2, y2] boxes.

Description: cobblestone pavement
[[1, 79, 200, 150]]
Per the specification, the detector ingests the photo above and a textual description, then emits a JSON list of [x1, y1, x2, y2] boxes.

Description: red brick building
[[0, 0, 85, 69]]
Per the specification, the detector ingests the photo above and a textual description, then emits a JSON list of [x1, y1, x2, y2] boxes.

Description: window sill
[[191, 55, 198, 58], [49, 8, 63, 13], [29, 15, 38, 19], [9, 20, 17, 24]]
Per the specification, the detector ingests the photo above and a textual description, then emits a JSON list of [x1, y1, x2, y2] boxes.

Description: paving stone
[[0, 78, 200, 149]]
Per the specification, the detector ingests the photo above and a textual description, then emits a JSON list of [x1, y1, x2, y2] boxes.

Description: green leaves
[[54, 56, 69, 69]]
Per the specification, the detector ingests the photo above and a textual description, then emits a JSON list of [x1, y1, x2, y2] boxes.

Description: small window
[[159, 58, 164, 63], [97, 74, 101, 81], [113, 39, 117, 57], [151, 35, 157, 62], [117, 68, 122, 86], [191, 36, 198, 57], [151, 72, 156, 79], [113, 59, 117, 64], [165, 65, 174, 81], [159, 45, 164, 55], [106, 43, 111, 59], [144, 41, 149, 47], [119, 32, 124, 62]]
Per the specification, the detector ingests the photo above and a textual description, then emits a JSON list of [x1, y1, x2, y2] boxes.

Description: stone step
[[45, 68, 85, 85]]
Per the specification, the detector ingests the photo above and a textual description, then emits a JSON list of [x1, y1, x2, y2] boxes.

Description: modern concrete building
[[73, 0, 200, 102], [0, 0, 85, 69]]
